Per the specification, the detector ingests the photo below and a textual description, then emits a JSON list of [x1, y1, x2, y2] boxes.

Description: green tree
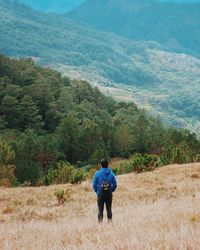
[[19, 95, 43, 131], [13, 131, 43, 185], [133, 112, 149, 154], [114, 125, 134, 157], [57, 112, 81, 163], [1, 95, 20, 128]]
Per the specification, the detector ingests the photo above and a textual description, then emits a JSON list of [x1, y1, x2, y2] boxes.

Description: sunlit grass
[[0, 163, 200, 249]]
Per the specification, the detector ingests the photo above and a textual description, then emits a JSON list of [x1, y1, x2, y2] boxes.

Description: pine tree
[[19, 95, 43, 131]]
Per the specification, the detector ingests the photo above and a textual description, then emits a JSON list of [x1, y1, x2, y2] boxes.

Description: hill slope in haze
[[0, 163, 200, 249], [68, 0, 200, 56], [1, 0, 200, 132], [0, 0, 162, 86]]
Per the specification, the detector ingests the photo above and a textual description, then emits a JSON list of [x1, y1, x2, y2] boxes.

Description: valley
[[0, 0, 200, 133]]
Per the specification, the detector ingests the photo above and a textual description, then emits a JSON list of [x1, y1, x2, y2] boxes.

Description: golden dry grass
[[1, 163, 200, 250]]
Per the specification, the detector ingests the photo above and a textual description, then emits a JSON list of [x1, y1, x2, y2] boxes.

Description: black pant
[[97, 194, 112, 222]]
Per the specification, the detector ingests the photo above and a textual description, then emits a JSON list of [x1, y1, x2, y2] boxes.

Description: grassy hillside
[[0, 163, 200, 249], [68, 0, 200, 56]]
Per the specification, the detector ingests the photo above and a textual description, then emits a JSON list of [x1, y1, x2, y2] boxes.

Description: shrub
[[70, 169, 85, 184], [0, 165, 16, 186], [112, 154, 163, 175], [0, 141, 16, 186], [47, 161, 75, 184], [54, 189, 66, 204], [0, 141, 15, 164]]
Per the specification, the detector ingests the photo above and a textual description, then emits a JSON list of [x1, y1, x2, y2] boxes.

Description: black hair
[[100, 158, 109, 168]]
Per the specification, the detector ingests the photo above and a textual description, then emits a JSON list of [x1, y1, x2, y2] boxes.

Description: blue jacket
[[92, 167, 117, 196]]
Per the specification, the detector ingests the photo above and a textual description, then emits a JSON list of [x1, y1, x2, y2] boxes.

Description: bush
[[54, 189, 66, 204], [70, 169, 85, 184], [47, 161, 75, 184], [112, 154, 163, 175], [0, 164, 16, 186], [0, 141, 16, 186], [0, 141, 15, 164]]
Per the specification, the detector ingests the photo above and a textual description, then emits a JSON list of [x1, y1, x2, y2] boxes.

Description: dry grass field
[[0, 163, 200, 250]]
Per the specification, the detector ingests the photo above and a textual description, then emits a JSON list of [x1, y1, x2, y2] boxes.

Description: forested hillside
[[68, 0, 200, 56], [0, 55, 200, 186], [0, 0, 160, 86], [1, 0, 200, 133]]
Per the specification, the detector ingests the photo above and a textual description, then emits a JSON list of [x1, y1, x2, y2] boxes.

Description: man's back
[[93, 167, 117, 196], [92, 159, 117, 223]]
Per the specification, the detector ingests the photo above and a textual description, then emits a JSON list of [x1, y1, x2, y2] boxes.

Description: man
[[92, 158, 117, 223]]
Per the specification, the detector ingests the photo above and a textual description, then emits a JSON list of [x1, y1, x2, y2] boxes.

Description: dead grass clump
[[2, 205, 14, 214], [12, 208, 55, 222], [190, 214, 200, 224], [190, 173, 199, 179], [54, 188, 72, 205], [26, 198, 35, 206]]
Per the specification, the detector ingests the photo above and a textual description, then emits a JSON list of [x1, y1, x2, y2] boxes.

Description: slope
[[0, 163, 200, 249], [1, 0, 200, 131], [0, 0, 161, 86], [68, 0, 200, 56]]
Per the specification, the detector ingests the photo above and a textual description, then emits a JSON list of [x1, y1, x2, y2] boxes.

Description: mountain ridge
[[68, 0, 200, 56], [1, 0, 200, 132]]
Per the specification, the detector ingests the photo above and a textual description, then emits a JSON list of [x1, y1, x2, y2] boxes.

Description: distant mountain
[[18, 0, 84, 13], [68, 0, 200, 56], [0, 0, 162, 86], [1, 0, 200, 132]]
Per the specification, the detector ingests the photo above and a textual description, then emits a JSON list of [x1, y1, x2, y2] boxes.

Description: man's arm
[[92, 173, 98, 193], [111, 174, 117, 192]]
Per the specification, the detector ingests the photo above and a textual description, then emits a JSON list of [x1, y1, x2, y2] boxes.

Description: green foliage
[[113, 154, 163, 175], [0, 140, 15, 164], [0, 55, 200, 186], [54, 189, 66, 205], [70, 169, 85, 184], [47, 162, 74, 184], [0, 141, 16, 186], [1, 0, 200, 133]]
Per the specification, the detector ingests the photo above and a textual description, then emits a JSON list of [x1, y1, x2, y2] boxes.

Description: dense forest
[[0, 54, 200, 186]]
